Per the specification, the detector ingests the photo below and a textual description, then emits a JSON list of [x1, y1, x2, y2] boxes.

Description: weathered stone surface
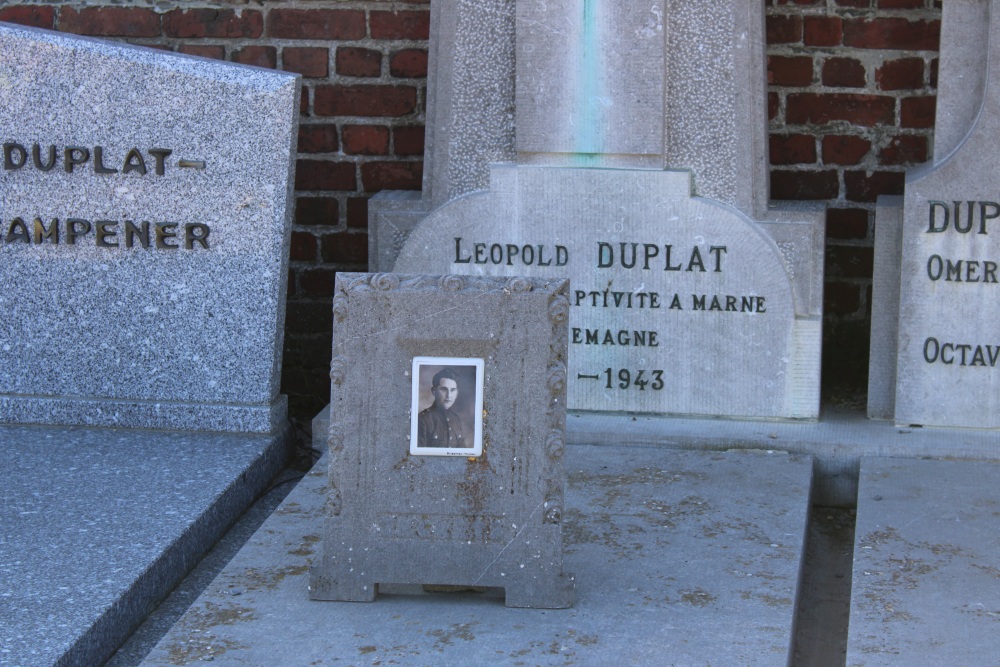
[[0, 23, 299, 432], [393, 0, 770, 216], [869, 0, 1000, 428], [0, 423, 287, 667], [848, 457, 1000, 665], [138, 446, 812, 667], [311, 273, 573, 608], [371, 1, 824, 420], [395, 167, 822, 419], [515, 2, 664, 158], [867, 197, 903, 421]]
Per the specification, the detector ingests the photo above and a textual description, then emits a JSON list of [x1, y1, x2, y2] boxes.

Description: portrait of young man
[[410, 357, 484, 456]]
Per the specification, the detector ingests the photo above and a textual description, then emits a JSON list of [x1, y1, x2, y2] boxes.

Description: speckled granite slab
[[0, 23, 299, 433], [847, 457, 1000, 666], [0, 423, 287, 667], [138, 446, 811, 666]]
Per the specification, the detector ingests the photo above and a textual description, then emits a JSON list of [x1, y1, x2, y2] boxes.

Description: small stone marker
[[371, 0, 824, 420], [869, 0, 1000, 427], [0, 23, 299, 432], [310, 273, 574, 608]]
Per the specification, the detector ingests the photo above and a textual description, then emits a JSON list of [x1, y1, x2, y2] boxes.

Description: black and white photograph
[[409, 356, 484, 457]]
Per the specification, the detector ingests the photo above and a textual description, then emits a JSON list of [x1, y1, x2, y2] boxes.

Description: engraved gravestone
[[0, 23, 299, 432], [371, 0, 824, 420], [869, 0, 1000, 428], [310, 273, 574, 609]]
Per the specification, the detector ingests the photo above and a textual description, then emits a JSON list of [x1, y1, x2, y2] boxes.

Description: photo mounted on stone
[[312, 273, 573, 608], [410, 356, 484, 457]]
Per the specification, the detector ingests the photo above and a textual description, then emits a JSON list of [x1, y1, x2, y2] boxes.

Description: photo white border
[[409, 356, 484, 457]]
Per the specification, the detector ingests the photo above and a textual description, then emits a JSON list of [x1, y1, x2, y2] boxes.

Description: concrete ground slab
[[847, 457, 1000, 666], [0, 424, 287, 667], [139, 445, 811, 667], [566, 409, 1000, 506]]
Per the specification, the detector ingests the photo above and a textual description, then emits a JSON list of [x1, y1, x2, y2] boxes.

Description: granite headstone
[[0, 23, 299, 667], [869, 0, 1000, 428], [0, 23, 299, 433], [311, 273, 574, 608], [371, 0, 824, 421]]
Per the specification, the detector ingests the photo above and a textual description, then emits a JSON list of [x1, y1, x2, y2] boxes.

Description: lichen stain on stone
[[569, 630, 599, 646], [543, 639, 563, 655], [427, 621, 479, 649], [166, 636, 249, 665], [861, 590, 916, 623], [457, 448, 496, 523], [739, 590, 792, 607], [567, 466, 709, 490], [858, 526, 901, 549], [959, 604, 1000, 621], [290, 533, 322, 556], [506, 635, 583, 661], [180, 601, 257, 628], [562, 508, 630, 551], [861, 641, 892, 654], [274, 500, 303, 516], [972, 563, 1000, 579], [925, 541, 964, 557], [164, 602, 255, 664], [679, 587, 717, 607], [640, 495, 710, 528], [235, 564, 310, 591]]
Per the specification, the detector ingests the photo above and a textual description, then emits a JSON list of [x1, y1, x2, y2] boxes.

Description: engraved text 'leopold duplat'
[[451, 235, 768, 391]]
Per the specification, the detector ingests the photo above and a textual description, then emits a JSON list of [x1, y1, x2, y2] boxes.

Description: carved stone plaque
[[311, 273, 574, 609]]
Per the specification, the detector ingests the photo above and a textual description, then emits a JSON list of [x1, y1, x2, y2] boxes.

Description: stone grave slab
[[0, 23, 299, 433], [371, 0, 824, 421], [0, 424, 286, 667], [869, 0, 1000, 427], [138, 445, 812, 667], [847, 457, 1000, 665], [310, 273, 573, 608], [0, 24, 298, 667]]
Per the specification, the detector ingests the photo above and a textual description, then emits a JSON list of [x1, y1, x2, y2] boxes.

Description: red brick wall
[[767, 0, 941, 400], [0, 1, 942, 417]]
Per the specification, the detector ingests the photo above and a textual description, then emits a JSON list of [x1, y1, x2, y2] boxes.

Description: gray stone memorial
[[0, 22, 298, 432], [371, 0, 824, 421], [0, 23, 298, 667], [869, 0, 1000, 428], [310, 273, 574, 608]]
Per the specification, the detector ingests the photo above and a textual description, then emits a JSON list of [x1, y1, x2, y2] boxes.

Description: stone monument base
[[314, 404, 1000, 508], [136, 445, 812, 666], [0, 423, 289, 667]]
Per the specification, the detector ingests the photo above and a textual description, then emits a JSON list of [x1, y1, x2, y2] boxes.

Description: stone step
[[0, 425, 287, 667], [136, 445, 812, 667], [847, 457, 1000, 666]]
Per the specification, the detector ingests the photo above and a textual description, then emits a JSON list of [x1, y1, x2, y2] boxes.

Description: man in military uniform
[[416, 368, 469, 448]]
